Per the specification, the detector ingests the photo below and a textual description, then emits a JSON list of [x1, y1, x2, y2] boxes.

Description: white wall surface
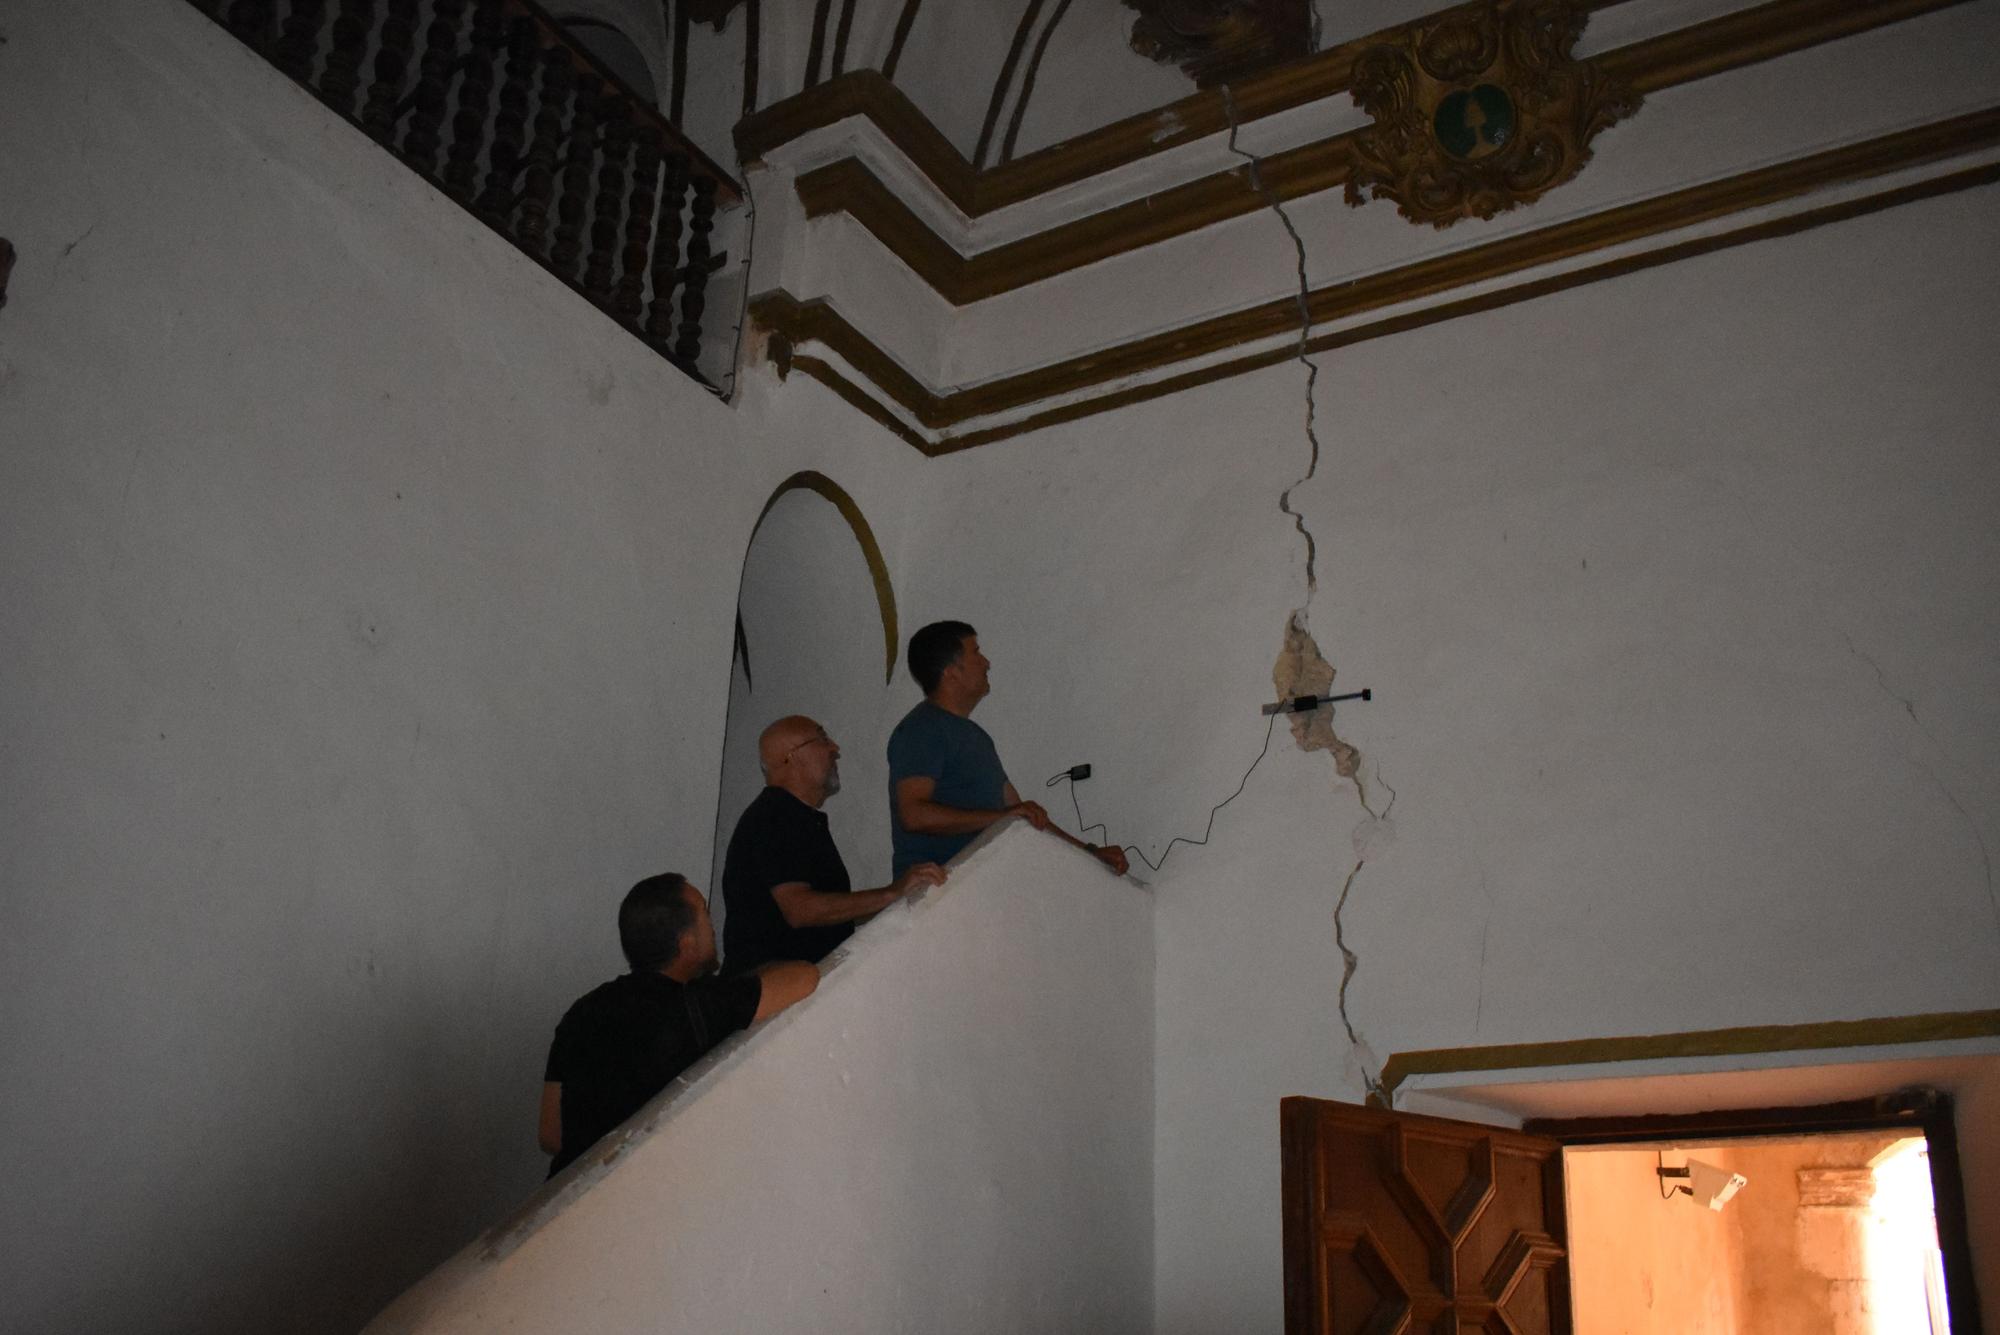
[[894, 183, 2000, 1333], [11, 2, 2000, 1333], [366, 822, 1155, 1335], [0, 3, 926, 1331]]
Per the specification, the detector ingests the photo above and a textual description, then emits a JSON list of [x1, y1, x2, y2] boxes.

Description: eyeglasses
[[779, 730, 833, 763]]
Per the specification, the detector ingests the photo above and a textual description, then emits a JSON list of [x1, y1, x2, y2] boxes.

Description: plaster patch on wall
[[1273, 613, 1356, 774]]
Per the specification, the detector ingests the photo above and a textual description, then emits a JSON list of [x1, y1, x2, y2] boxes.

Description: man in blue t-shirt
[[887, 620, 1129, 877]]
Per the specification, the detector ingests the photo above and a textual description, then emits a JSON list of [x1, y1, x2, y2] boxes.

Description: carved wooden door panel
[[1282, 1097, 1571, 1335]]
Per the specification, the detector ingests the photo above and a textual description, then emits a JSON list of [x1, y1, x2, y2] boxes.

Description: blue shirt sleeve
[[887, 708, 951, 787]]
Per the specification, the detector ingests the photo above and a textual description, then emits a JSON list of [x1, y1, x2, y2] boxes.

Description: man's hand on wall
[[892, 863, 948, 898], [1008, 800, 1051, 830], [1090, 845, 1130, 876]]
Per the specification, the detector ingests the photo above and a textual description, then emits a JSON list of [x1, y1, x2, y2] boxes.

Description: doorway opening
[[1565, 1128, 1951, 1333]]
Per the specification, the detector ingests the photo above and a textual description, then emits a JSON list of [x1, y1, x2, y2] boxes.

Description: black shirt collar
[[763, 784, 828, 823]]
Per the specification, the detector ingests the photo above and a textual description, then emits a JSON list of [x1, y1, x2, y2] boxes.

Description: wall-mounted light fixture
[[1659, 1158, 1748, 1211]]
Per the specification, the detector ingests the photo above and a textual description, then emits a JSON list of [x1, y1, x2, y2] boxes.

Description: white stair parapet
[[365, 818, 1154, 1334]]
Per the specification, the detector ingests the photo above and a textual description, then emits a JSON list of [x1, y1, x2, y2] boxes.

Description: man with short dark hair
[[721, 714, 946, 975], [538, 873, 816, 1176], [888, 621, 1129, 876]]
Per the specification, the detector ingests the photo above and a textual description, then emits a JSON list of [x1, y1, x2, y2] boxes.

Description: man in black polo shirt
[[538, 873, 817, 1177], [722, 714, 947, 974]]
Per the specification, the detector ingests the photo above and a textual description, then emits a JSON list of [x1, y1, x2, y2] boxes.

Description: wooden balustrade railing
[[192, 0, 741, 382]]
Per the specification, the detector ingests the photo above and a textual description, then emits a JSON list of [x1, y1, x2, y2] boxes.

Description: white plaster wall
[[367, 822, 1155, 1335], [895, 184, 2000, 1332], [0, 3, 926, 1331], [709, 484, 904, 919]]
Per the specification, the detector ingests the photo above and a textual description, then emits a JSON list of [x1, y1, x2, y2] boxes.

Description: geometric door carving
[[1282, 1097, 1571, 1334]]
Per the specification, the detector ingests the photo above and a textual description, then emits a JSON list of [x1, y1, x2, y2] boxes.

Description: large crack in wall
[[1221, 76, 1399, 1105], [1273, 614, 1393, 1102]]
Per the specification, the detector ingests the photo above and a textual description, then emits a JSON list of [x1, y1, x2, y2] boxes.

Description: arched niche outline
[[740, 470, 899, 686], [552, 2, 669, 105]]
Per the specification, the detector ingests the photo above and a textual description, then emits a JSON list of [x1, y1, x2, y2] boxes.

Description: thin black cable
[[1024, 70, 1331, 883], [713, 165, 759, 400], [1044, 770, 1108, 843], [1044, 713, 1280, 875]]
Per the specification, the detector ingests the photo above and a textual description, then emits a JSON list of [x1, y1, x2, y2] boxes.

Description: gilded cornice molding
[[737, 70, 979, 208], [750, 0, 1972, 307], [755, 107, 2000, 452], [1374, 1008, 2000, 1104]]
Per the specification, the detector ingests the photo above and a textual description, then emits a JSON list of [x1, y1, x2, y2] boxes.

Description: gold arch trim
[[748, 470, 899, 683], [1375, 1008, 2000, 1105]]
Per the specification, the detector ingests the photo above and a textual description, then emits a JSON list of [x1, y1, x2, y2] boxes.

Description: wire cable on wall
[[713, 169, 759, 401], [1041, 65, 1387, 1102], [1045, 708, 1280, 875], [1048, 84, 1332, 876]]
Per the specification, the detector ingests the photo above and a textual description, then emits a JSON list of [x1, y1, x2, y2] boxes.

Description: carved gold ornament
[[1344, 0, 1639, 227], [1123, 0, 1313, 88]]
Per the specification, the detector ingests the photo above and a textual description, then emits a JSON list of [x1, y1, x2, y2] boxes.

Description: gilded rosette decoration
[[1343, 0, 1639, 227]]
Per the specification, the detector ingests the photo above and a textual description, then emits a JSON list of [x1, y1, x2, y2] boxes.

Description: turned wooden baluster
[[583, 112, 631, 302], [320, 0, 373, 118], [477, 15, 537, 219], [518, 44, 569, 252], [226, 0, 278, 48], [676, 174, 717, 365], [361, 0, 418, 142], [614, 135, 661, 320], [550, 74, 599, 281], [444, 0, 504, 200], [405, 0, 466, 175], [645, 153, 689, 345], [277, 0, 328, 81]]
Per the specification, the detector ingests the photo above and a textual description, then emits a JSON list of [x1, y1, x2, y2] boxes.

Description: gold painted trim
[[1597, 0, 1970, 96], [881, 0, 924, 81], [1001, 0, 1075, 165], [974, 0, 1049, 171], [793, 129, 1362, 306], [737, 71, 979, 206], [743, 0, 1965, 255], [1376, 1009, 2000, 1103], [778, 0, 1973, 306], [747, 470, 901, 681], [784, 355, 939, 455], [804, 157, 2000, 455], [755, 108, 2000, 447]]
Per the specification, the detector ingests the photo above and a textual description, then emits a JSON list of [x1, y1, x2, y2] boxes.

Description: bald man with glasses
[[720, 715, 947, 975]]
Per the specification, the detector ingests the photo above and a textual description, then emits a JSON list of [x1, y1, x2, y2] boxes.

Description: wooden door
[[1282, 1096, 1571, 1335]]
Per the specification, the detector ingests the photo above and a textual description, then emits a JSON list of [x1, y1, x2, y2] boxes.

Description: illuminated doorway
[[1566, 1129, 1952, 1332]]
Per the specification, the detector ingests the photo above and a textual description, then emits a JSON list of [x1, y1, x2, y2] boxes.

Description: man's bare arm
[[538, 1082, 562, 1155], [772, 864, 949, 929], [749, 960, 819, 1022], [772, 880, 900, 928], [1046, 823, 1131, 875], [1007, 783, 1129, 874], [897, 775, 1049, 834]]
